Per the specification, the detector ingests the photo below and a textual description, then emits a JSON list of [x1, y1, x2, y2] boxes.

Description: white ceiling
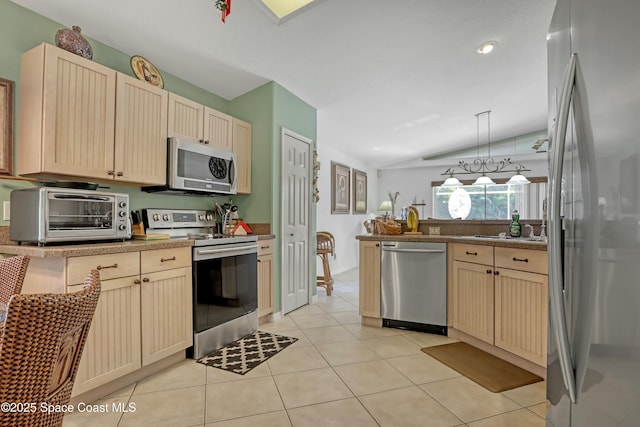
[[11, 0, 556, 169]]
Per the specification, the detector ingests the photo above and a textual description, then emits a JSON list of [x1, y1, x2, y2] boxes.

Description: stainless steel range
[[142, 208, 258, 359]]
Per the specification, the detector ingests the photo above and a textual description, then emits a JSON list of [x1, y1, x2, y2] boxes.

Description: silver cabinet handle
[[381, 248, 445, 254], [549, 53, 577, 404]]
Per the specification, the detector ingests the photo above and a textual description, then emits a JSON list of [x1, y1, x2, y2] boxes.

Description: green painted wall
[[0, 0, 318, 313]]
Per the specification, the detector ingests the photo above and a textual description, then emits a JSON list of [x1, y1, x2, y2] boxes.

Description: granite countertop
[[0, 233, 277, 258], [356, 234, 547, 250], [0, 239, 195, 258]]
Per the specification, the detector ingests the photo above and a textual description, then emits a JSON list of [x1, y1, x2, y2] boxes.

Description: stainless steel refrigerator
[[547, 0, 640, 426]]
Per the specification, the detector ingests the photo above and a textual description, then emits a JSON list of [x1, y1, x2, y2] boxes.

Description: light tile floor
[[63, 268, 548, 427]]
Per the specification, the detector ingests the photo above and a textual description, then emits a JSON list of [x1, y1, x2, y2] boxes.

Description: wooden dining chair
[[0, 270, 101, 427], [0, 255, 30, 306], [316, 232, 335, 296]]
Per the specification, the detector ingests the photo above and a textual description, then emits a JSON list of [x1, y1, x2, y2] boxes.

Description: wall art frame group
[[0, 77, 14, 176], [330, 161, 367, 215]]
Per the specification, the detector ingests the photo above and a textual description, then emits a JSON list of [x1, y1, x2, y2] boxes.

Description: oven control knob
[[206, 214, 213, 221], [118, 201, 127, 208], [119, 211, 127, 217], [198, 214, 205, 221], [163, 214, 170, 221], [153, 214, 160, 221], [118, 224, 127, 230]]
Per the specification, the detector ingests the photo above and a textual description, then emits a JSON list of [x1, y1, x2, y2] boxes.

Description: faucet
[[524, 224, 535, 238]]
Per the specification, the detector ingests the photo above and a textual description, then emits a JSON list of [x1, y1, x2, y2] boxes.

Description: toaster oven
[[10, 187, 131, 245]]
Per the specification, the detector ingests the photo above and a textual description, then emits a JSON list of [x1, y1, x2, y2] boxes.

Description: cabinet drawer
[[257, 238, 274, 256], [495, 247, 548, 274], [452, 243, 494, 265], [68, 252, 140, 285], [141, 247, 191, 274]]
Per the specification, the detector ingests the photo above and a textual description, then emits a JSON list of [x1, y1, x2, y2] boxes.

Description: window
[[432, 179, 547, 220]]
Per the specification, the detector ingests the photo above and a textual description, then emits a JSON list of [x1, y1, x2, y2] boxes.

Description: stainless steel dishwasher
[[380, 241, 447, 335]]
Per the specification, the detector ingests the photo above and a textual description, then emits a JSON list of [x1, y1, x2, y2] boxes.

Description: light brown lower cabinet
[[258, 238, 275, 318], [494, 257, 548, 366], [358, 240, 381, 320], [451, 243, 548, 367], [69, 274, 142, 396], [140, 266, 193, 366], [452, 260, 495, 344], [63, 247, 193, 396]]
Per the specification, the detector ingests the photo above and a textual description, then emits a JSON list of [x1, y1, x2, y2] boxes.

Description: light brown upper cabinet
[[114, 73, 168, 185], [17, 43, 168, 185], [167, 93, 252, 194], [233, 118, 252, 194], [167, 92, 233, 151]]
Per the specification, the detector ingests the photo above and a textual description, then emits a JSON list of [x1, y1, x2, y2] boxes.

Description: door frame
[[280, 127, 314, 313]]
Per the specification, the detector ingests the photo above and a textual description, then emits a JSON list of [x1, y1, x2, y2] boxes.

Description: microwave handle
[[51, 194, 111, 201]]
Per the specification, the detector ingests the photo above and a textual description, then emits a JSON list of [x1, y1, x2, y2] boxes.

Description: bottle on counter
[[509, 209, 521, 237]]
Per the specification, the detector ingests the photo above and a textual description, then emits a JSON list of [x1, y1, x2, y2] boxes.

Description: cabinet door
[[359, 240, 381, 319], [233, 118, 252, 194], [141, 267, 193, 366], [494, 268, 548, 366], [452, 260, 495, 344], [71, 276, 141, 396], [203, 106, 233, 151], [20, 44, 116, 178], [167, 92, 204, 140], [114, 73, 168, 185], [258, 253, 274, 317]]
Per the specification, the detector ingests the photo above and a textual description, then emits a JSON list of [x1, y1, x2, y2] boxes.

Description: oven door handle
[[193, 244, 258, 260]]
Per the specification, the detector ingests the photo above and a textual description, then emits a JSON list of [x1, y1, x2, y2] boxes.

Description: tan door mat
[[421, 342, 543, 393]]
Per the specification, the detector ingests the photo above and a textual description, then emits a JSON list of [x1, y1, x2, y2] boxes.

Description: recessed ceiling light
[[477, 41, 497, 54]]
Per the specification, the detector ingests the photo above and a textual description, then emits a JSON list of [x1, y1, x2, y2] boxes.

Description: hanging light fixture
[[442, 171, 463, 187], [506, 166, 531, 184], [440, 110, 530, 186]]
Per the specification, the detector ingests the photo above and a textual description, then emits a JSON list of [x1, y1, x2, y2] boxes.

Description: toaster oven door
[[47, 193, 117, 236]]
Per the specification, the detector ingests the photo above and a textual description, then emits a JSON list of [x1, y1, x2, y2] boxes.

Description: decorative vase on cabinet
[[55, 25, 93, 59]]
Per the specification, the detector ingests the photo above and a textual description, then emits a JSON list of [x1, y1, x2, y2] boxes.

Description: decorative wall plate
[[130, 55, 164, 88]]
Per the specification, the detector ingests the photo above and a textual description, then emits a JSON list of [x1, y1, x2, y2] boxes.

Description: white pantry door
[[281, 129, 311, 314]]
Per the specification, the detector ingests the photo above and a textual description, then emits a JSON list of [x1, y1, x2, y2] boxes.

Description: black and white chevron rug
[[197, 331, 298, 375]]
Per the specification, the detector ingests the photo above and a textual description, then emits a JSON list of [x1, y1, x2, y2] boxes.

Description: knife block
[[132, 223, 145, 236]]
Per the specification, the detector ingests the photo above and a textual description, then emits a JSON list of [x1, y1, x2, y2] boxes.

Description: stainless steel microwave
[[10, 187, 131, 246], [143, 137, 237, 196]]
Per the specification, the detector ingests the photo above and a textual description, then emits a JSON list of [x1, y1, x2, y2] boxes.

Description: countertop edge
[[356, 234, 547, 250], [256, 234, 276, 240], [0, 234, 277, 258], [0, 239, 195, 258]]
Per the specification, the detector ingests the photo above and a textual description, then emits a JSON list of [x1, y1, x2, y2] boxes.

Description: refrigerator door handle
[[549, 53, 577, 404]]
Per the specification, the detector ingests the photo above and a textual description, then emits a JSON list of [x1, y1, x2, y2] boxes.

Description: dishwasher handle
[[381, 247, 445, 254]]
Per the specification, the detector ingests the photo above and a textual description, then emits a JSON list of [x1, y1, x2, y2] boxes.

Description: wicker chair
[[0, 255, 30, 306], [316, 231, 335, 296], [0, 270, 101, 427]]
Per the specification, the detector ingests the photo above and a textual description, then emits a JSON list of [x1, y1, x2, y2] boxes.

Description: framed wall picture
[[331, 161, 350, 214], [0, 78, 14, 176], [353, 169, 367, 214]]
